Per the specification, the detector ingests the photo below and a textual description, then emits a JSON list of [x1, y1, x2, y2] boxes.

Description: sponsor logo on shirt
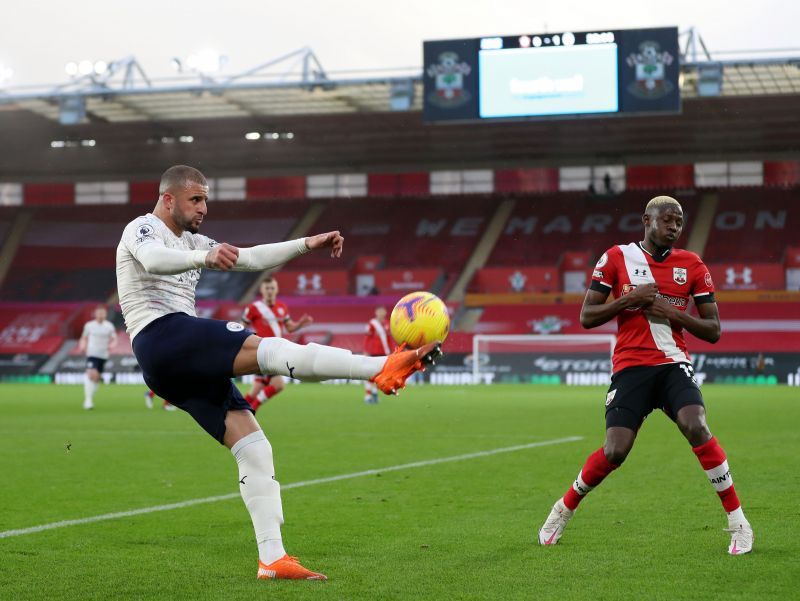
[[593, 269, 604, 279], [656, 292, 688, 309], [135, 224, 155, 244]]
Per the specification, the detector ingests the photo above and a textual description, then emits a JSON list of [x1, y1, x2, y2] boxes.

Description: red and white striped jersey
[[242, 300, 290, 338], [590, 242, 715, 373], [364, 318, 392, 356]]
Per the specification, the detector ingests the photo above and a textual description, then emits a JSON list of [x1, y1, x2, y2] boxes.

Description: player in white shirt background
[[115, 165, 440, 581], [77, 305, 117, 410]]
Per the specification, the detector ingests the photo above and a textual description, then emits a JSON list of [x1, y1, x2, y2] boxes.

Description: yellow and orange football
[[389, 291, 450, 349]]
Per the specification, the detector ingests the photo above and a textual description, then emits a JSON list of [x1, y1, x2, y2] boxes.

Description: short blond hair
[[645, 195, 682, 213]]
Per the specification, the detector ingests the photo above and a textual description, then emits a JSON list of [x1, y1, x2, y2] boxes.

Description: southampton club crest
[[673, 267, 688, 285], [426, 51, 472, 108], [626, 41, 674, 99]]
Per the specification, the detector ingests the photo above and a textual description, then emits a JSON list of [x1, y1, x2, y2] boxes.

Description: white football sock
[[727, 506, 748, 526], [84, 375, 95, 402], [257, 338, 386, 382], [231, 430, 286, 564]]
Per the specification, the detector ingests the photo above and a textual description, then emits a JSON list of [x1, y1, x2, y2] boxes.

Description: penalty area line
[[0, 436, 582, 539]]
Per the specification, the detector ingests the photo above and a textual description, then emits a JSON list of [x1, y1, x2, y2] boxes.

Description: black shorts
[[132, 313, 254, 444], [604, 363, 704, 431], [86, 357, 107, 373]]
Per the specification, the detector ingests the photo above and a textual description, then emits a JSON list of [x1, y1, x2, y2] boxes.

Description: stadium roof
[[1, 51, 799, 180], [1, 55, 799, 123]]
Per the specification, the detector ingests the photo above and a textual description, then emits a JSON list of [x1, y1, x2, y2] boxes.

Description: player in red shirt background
[[241, 276, 312, 411], [363, 306, 391, 404], [538, 196, 753, 555]]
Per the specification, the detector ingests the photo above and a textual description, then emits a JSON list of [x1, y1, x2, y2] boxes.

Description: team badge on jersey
[[673, 267, 687, 285], [226, 322, 244, 332]]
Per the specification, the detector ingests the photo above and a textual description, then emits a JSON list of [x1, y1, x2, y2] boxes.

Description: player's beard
[[173, 209, 201, 234]]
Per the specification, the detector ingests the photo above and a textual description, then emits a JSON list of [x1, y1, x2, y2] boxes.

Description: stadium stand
[[486, 192, 701, 267], [703, 188, 798, 263], [288, 196, 498, 295], [0, 200, 305, 302]]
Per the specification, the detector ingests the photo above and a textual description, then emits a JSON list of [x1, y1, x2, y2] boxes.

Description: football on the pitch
[[390, 291, 450, 349]]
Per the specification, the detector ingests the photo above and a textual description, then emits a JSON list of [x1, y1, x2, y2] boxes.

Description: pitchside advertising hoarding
[[43, 351, 800, 386], [424, 27, 680, 123]]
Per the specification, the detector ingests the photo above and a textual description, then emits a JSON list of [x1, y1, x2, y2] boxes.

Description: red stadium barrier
[[471, 267, 560, 293], [626, 164, 694, 190], [494, 168, 559, 194], [372, 268, 443, 295], [707, 263, 785, 290], [246, 176, 306, 200], [763, 160, 800, 188], [367, 172, 429, 197], [270, 270, 349, 296]]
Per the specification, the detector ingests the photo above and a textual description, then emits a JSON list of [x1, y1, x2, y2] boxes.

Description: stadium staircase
[[685, 192, 718, 255], [0, 209, 33, 291], [447, 198, 516, 330]]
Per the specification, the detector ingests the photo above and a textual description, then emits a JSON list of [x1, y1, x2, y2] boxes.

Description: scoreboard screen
[[423, 27, 680, 123]]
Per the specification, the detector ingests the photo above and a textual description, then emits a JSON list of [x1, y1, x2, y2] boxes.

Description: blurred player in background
[[77, 305, 116, 410], [240, 277, 312, 412], [363, 306, 391, 404], [116, 165, 439, 581], [538, 196, 753, 555]]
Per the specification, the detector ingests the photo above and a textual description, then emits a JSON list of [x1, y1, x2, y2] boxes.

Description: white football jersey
[[116, 213, 217, 339], [82, 320, 116, 359]]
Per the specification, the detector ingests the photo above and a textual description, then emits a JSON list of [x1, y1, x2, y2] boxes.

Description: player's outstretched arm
[[285, 314, 313, 333], [229, 231, 344, 272], [580, 283, 657, 329]]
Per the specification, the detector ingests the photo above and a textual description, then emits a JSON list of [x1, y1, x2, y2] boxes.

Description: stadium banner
[[423, 351, 800, 386], [471, 267, 561, 293], [0, 353, 50, 375], [373, 269, 443, 295], [708, 263, 785, 290], [272, 270, 349, 296]]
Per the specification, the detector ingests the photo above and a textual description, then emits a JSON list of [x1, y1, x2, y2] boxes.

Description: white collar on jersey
[[638, 241, 671, 263]]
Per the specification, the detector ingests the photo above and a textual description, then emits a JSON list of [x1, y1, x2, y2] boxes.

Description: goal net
[[471, 334, 616, 386]]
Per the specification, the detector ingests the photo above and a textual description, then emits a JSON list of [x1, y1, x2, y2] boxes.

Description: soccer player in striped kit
[[538, 196, 753, 555], [363, 306, 391, 404], [241, 277, 312, 411]]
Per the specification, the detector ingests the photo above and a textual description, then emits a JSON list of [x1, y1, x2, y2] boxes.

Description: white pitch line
[[0, 436, 582, 539]]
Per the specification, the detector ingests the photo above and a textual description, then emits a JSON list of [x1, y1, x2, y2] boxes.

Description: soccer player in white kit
[[77, 305, 117, 410], [116, 165, 441, 580]]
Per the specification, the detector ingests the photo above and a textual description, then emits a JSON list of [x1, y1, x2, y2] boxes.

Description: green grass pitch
[[0, 383, 797, 601]]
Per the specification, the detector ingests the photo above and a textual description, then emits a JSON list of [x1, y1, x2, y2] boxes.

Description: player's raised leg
[[224, 409, 326, 580], [677, 405, 753, 555], [233, 335, 441, 395]]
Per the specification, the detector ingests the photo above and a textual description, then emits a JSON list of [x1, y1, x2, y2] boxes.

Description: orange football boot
[[371, 341, 442, 395], [257, 554, 327, 580]]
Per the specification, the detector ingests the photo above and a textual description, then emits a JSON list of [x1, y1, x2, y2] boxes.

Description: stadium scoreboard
[[423, 27, 680, 123]]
